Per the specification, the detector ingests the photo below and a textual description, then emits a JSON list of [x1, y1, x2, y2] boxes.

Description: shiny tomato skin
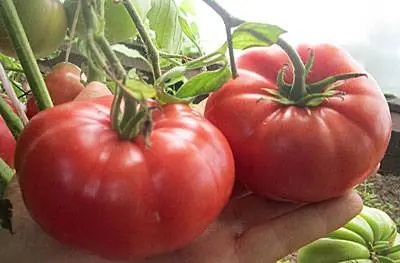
[[0, 97, 16, 168], [15, 96, 235, 260], [26, 62, 84, 118], [0, 0, 67, 58], [204, 43, 392, 203]]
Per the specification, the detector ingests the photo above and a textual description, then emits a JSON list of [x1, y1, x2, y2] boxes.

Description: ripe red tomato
[[204, 43, 392, 202], [73, 81, 112, 101], [26, 62, 84, 118], [15, 96, 235, 260], [0, 96, 16, 168], [0, 0, 67, 58]]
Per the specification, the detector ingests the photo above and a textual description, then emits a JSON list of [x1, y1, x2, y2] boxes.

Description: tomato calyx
[[262, 39, 368, 107], [109, 88, 155, 146], [368, 229, 399, 261]]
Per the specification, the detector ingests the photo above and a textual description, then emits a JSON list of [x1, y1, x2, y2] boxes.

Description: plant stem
[[225, 24, 236, 77], [0, 62, 28, 125], [0, 158, 14, 198], [201, 0, 244, 27], [201, 0, 244, 78], [65, 0, 82, 63], [0, 0, 53, 110], [123, 0, 161, 80], [87, 56, 106, 82], [111, 87, 123, 131], [276, 38, 307, 100], [159, 51, 192, 61], [82, 1, 108, 82], [0, 96, 23, 139], [96, 35, 126, 79]]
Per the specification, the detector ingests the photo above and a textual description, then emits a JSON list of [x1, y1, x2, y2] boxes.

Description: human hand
[[0, 179, 363, 263], [0, 85, 364, 263]]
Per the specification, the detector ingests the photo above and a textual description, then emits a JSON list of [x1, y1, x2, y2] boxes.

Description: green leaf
[[159, 56, 182, 68], [157, 89, 192, 104], [178, 15, 201, 54], [0, 53, 21, 70], [184, 53, 225, 70], [175, 63, 231, 98], [165, 74, 187, 87], [147, 0, 183, 52], [232, 22, 287, 50], [125, 78, 157, 99], [111, 44, 150, 67], [179, 0, 196, 16], [131, 0, 152, 18]]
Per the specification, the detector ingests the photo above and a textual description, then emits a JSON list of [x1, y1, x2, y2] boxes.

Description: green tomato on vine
[[63, 0, 150, 44]]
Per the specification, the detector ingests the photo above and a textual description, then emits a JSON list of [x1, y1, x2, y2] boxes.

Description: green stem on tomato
[[0, 158, 14, 198], [0, 96, 23, 139], [119, 96, 137, 131], [111, 87, 123, 131], [120, 107, 146, 140], [307, 72, 367, 93], [0, 0, 53, 110], [122, 0, 161, 81], [82, 0, 151, 142], [276, 38, 307, 101]]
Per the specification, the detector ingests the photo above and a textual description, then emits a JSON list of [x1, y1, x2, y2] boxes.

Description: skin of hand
[[0, 85, 365, 263]]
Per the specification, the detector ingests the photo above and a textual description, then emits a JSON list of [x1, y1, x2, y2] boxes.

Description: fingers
[[236, 191, 363, 263], [74, 81, 112, 101], [192, 99, 207, 115], [227, 194, 304, 228]]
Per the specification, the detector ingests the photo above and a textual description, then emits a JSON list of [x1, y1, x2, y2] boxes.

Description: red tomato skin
[[204, 43, 392, 203], [26, 62, 84, 118], [0, 96, 16, 168], [0, 115, 15, 168], [15, 96, 234, 260]]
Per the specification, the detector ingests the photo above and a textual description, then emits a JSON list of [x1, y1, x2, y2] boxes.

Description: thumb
[[74, 81, 112, 101]]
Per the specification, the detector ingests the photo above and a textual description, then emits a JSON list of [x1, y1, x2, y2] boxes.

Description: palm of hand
[[0, 179, 361, 263], [0, 87, 363, 263]]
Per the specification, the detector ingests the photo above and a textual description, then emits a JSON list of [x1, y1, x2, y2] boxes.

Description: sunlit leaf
[[111, 44, 150, 67], [178, 15, 201, 54], [175, 63, 231, 98], [147, 0, 183, 52], [232, 22, 287, 50], [179, 0, 196, 16], [125, 78, 157, 99]]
